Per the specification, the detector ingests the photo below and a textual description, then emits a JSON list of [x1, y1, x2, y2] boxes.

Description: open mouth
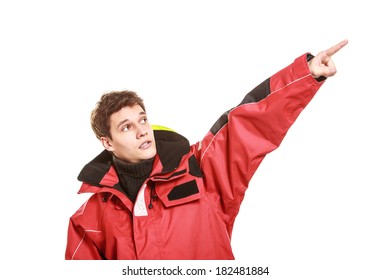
[[139, 140, 152, 150]]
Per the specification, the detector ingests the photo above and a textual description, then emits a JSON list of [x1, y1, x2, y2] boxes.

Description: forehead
[[110, 105, 145, 124]]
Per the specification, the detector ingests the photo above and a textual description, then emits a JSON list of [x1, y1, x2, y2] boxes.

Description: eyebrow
[[117, 111, 146, 129]]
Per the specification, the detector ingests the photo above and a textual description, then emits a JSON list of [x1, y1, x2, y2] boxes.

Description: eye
[[122, 124, 131, 132], [140, 117, 147, 124]]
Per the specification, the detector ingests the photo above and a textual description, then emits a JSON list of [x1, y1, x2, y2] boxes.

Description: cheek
[[115, 136, 137, 151]]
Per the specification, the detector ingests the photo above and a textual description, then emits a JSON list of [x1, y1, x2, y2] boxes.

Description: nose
[[137, 126, 148, 138]]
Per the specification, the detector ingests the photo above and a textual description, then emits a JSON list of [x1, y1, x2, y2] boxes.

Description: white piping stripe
[[71, 233, 85, 260], [70, 230, 102, 260]]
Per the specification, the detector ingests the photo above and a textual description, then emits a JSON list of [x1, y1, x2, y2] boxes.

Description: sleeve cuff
[[306, 53, 326, 82]]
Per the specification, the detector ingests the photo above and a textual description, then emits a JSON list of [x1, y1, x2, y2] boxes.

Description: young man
[[65, 40, 348, 260]]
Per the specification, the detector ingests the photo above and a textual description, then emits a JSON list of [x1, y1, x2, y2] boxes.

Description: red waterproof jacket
[[65, 53, 324, 260]]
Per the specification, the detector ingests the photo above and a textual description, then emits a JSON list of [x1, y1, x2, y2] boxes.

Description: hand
[[308, 39, 348, 78]]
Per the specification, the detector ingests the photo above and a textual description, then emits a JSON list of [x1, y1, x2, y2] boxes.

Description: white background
[[1, 0, 389, 279]]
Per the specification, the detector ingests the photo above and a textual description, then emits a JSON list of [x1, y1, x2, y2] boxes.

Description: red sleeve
[[193, 53, 324, 225]]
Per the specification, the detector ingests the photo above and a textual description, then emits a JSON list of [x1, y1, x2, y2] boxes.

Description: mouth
[[139, 140, 152, 150]]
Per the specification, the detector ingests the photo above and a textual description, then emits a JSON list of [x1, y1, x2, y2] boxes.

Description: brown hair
[[91, 90, 146, 139]]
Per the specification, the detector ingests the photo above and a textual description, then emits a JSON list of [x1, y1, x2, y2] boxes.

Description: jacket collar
[[77, 130, 191, 188], [154, 129, 190, 173]]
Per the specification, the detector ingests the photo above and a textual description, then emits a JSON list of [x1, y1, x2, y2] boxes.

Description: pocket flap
[[157, 179, 205, 207]]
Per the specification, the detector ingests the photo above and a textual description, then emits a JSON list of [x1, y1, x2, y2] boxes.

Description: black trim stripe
[[167, 180, 199, 201], [210, 78, 271, 135]]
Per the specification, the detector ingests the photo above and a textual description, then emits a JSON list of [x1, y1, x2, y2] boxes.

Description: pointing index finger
[[326, 39, 349, 57]]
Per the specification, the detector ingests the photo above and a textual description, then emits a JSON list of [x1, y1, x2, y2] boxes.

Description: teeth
[[140, 141, 149, 148]]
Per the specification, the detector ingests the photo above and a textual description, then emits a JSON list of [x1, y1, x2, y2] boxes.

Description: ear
[[100, 137, 115, 152]]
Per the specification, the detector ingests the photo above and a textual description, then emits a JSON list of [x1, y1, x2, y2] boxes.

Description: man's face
[[101, 105, 157, 163]]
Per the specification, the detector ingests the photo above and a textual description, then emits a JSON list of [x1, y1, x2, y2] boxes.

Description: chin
[[143, 150, 157, 160]]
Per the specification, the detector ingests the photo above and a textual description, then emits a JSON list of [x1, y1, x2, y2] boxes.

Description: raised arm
[[193, 40, 348, 224]]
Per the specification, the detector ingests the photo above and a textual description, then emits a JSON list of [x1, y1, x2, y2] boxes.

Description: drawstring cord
[[148, 183, 157, 209]]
